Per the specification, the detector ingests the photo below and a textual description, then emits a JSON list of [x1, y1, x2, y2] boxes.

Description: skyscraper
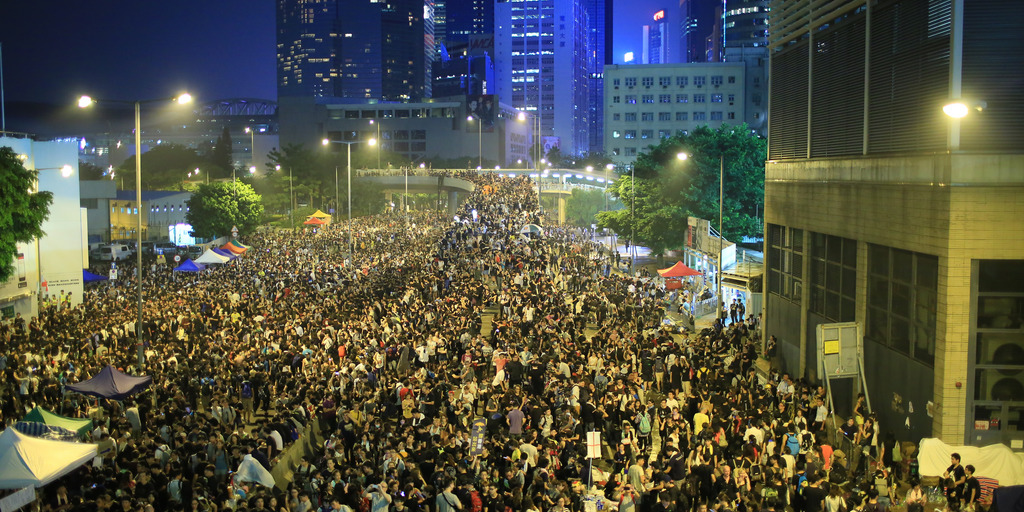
[[437, 0, 494, 47], [495, 0, 591, 156], [276, 0, 434, 101], [587, 0, 613, 154], [679, 0, 723, 62], [643, 10, 669, 64], [723, 0, 768, 48]]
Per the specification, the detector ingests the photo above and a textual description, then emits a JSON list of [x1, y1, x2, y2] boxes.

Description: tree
[[597, 124, 765, 255], [185, 181, 264, 239], [563, 188, 607, 228], [79, 161, 108, 181], [0, 147, 53, 282], [210, 126, 233, 172], [116, 144, 207, 190]]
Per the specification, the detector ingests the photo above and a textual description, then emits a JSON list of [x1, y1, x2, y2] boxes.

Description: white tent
[[195, 249, 231, 265], [919, 437, 1024, 486], [0, 428, 97, 489], [234, 454, 275, 488]]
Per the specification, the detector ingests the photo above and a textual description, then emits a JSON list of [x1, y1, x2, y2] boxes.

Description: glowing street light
[[78, 91, 192, 370]]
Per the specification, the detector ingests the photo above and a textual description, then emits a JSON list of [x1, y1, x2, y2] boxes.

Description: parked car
[[186, 245, 204, 257], [91, 244, 132, 262], [154, 242, 177, 255]]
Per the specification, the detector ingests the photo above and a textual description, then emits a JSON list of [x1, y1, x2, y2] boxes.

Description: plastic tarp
[[13, 422, 79, 442], [992, 485, 1024, 512], [211, 247, 237, 260], [23, 407, 92, 436], [173, 259, 205, 272], [82, 270, 108, 282], [195, 249, 230, 265], [658, 261, 702, 277], [234, 454, 275, 487], [520, 223, 543, 234], [919, 437, 1024, 486], [0, 428, 97, 489], [221, 242, 247, 255], [65, 365, 153, 400]]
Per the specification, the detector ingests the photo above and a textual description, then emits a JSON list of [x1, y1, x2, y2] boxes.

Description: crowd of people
[[0, 172, 918, 512]]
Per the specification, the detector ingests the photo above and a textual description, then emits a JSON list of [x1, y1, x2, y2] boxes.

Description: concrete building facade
[[764, 0, 1024, 447], [603, 62, 746, 168]]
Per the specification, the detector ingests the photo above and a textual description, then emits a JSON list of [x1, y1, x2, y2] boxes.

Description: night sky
[[0, 0, 664, 106]]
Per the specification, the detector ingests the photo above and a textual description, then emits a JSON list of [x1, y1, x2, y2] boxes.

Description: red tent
[[303, 217, 327, 225], [657, 261, 701, 277]]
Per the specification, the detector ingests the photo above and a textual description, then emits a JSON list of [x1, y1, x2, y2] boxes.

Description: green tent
[[23, 407, 92, 437]]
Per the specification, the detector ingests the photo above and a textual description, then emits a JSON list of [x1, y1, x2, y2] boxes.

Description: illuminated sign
[[653, 10, 665, 21], [624, 52, 634, 62]]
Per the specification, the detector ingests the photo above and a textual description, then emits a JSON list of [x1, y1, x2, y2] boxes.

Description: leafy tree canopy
[[0, 147, 54, 282], [117, 143, 208, 190], [597, 124, 765, 255], [185, 181, 264, 239]]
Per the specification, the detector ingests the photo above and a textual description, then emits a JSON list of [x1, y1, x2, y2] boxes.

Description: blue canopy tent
[[173, 259, 205, 272], [13, 422, 79, 442], [211, 247, 237, 260], [82, 269, 108, 282], [65, 366, 152, 400]]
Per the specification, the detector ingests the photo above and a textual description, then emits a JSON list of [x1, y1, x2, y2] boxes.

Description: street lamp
[[244, 126, 257, 169], [322, 137, 376, 257], [78, 91, 192, 370], [467, 115, 482, 169], [369, 119, 382, 170], [275, 164, 294, 231]]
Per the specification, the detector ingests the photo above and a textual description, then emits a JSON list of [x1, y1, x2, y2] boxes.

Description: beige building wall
[[765, 153, 1024, 444]]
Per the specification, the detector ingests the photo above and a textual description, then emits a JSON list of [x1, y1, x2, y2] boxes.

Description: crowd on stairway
[[0, 173, 903, 512]]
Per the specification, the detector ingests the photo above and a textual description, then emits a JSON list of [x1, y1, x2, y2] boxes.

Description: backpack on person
[[241, 382, 253, 399], [469, 490, 483, 512], [638, 413, 652, 435]]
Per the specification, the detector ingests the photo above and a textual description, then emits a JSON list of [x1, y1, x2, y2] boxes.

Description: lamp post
[[244, 126, 257, 169], [369, 119, 382, 170], [78, 92, 192, 370], [718, 153, 724, 324], [322, 137, 376, 257], [276, 164, 294, 230], [467, 115, 482, 169]]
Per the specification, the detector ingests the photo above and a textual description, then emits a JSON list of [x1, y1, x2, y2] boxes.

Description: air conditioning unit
[[977, 369, 1024, 401]]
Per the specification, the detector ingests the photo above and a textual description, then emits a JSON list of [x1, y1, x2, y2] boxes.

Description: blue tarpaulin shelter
[[83, 269, 108, 282], [173, 259, 204, 272], [65, 366, 152, 400]]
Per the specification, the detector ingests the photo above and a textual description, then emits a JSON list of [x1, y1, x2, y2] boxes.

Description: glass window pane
[[843, 237, 857, 267], [811, 232, 826, 259], [769, 270, 781, 295], [827, 235, 842, 262], [917, 254, 938, 289], [826, 262, 841, 291], [913, 323, 934, 366], [892, 282, 911, 317], [973, 405, 1003, 430], [867, 307, 888, 344], [975, 369, 1024, 401], [812, 259, 826, 287], [977, 297, 1024, 329], [769, 247, 781, 271], [869, 276, 889, 306], [842, 267, 857, 298], [810, 286, 825, 315], [792, 229, 804, 251], [841, 297, 856, 322], [792, 253, 803, 278], [979, 260, 1024, 293], [974, 332, 1024, 366], [825, 291, 841, 320], [890, 317, 910, 354], [893, 249, 913, 280], [870, 244, 889, 276]]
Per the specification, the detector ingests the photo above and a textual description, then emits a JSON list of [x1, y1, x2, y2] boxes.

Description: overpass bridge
[[353, 168, 612, 220]]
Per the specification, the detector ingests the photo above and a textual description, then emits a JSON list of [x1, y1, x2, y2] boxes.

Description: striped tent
[[13, 422, 79, 442]]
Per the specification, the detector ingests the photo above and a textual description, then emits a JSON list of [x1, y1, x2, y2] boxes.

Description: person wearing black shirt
[[802, 474, 828, 512], [944, 453, 967, 503], [963, 465, 981, 509]]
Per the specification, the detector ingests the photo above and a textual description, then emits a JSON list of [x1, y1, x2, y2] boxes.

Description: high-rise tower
[[495, 0, 591, 156]]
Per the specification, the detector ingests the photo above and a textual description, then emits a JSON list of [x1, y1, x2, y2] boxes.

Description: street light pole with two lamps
[[322, 137, 376, 258], [78, 92, 192, 370]]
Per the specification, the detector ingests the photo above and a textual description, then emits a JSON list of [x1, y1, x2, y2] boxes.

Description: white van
[[92, 244, 132, 262]]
